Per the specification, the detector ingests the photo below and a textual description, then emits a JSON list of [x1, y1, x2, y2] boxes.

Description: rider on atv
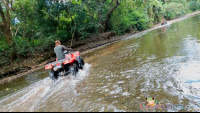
[[161, 19, 167, 26], [45, 40, 84, 81], [54, 40, 71, 60]]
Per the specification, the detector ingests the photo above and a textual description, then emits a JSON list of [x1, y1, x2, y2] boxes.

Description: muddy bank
[[1, 10, 200, 84]]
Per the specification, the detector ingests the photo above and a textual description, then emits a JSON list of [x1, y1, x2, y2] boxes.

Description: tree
[[97, 0, 120, 33], [0, 0, 16, 59]]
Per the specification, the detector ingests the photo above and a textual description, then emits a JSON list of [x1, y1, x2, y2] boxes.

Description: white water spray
[[0, 63, 91, 112]]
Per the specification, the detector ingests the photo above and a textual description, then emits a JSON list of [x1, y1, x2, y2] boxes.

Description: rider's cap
[[55, 40, 61, 46], [55, 40, 60, 44], [55, 40, 61, 44]]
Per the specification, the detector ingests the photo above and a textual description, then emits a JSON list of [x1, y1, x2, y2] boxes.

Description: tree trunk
[[2, 25, 16, 60], [2, 25, 12, 45], [0, 0, 16, 60], [104, 0, 120, 32], [97, 0, 104, 33], [98, 0, 120, 33]]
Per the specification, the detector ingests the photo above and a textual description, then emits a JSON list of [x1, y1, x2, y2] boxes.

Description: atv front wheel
[[76, 56, 85, 69], [72, 63, 79, 77], [79, 57, 85, 69]]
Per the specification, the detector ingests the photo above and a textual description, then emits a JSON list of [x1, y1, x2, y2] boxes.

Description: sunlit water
[[1, 14, 200, 112]]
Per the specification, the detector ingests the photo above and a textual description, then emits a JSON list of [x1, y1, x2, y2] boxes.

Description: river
[[1, 14, 200, 112]]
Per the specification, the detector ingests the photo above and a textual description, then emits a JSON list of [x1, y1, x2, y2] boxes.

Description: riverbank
[[1, 10, 200, 84]]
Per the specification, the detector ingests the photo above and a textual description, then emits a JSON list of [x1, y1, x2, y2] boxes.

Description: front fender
[[76, 56, 81, 66]]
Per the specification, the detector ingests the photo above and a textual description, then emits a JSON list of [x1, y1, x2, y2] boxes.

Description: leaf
[[5, 88, 10, 90]]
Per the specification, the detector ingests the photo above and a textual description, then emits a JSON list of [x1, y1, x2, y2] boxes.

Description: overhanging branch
[[104, 0, 119, 24], [0, 3, 6, 23], [0, 0, 15, 11], [103, 0, 120, 32], [109, 0, 114, 8], [102, 0, 107, 4]]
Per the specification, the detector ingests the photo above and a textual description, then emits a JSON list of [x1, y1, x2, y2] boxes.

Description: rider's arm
[[61, 45, 71, 51]]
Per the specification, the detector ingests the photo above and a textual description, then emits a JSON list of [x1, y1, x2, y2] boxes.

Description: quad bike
[[45, 51, 84, 81], [161, 19, 167, 26]]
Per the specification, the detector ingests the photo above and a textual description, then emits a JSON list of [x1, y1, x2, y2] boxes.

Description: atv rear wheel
[[49, 70, 58, 81]]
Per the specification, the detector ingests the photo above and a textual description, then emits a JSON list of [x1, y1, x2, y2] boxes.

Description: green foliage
[[148, 0, 164, 24], [14, 37, 34, 57], [163, 2, 186, 20], [0, 0, 199, 62], [170, 0, 187, 4], [167, 10, 175, 19], [128, 10, 149, 31], [0, 40, 12, 65], [110, 0, 150, 34], [188, 1, 198, 11]]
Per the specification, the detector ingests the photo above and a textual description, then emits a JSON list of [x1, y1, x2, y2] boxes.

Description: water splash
[[0, 63, 91, 112]]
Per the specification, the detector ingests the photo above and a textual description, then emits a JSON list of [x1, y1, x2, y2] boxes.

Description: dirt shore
[[1, 10, 200, 84]]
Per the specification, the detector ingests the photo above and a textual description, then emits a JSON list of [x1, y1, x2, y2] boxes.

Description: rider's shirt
[[54, 45, 65, 60]]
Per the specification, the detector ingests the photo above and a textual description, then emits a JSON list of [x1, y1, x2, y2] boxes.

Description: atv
[[161, 19, 167, 26], [45, 51, 84, 81]]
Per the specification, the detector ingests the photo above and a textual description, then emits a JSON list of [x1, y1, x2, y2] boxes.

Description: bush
[[112, 18, 130, 35], [35, 34, 57, 53], [110, 8, 149, 35], [151, 0, 164, 24], [0, 40, 14, 65], [128, 10, 149, 31], [14, 37, 34, 57], [167, 10, 175, 19], [163, 2, 187, 20], [188, 1, 198, 11]]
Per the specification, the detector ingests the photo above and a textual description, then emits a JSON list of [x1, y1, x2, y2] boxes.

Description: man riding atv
[[45, 40, 85, 81], [161, 19, 167, 26], [54, 40, 71, 60]]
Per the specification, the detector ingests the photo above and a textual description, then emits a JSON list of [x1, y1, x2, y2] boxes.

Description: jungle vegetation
[[0, 0, 200, 66]]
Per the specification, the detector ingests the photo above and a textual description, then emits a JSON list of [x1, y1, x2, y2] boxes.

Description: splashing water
[[0, 63, 91, 112]]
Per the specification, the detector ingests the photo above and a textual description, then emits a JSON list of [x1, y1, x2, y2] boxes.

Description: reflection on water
[[1, 14, 200, 111]]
